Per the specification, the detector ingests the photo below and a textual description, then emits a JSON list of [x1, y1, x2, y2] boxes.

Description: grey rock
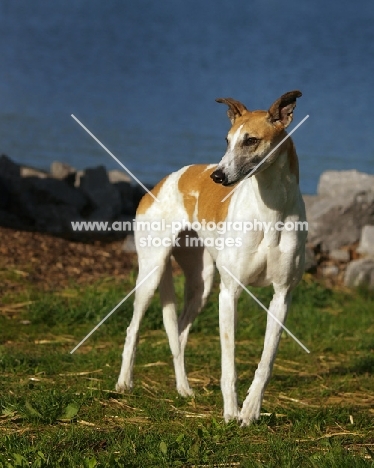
[[329, 249, 350, 262], [306, 191, 374, 251], [344, 258, 374, 289], [21, 166, 49, 178], [321, 264, 340, 277], [304, 245, 317, 272], [79, 166, 122, 220], [74, 170, 84, 187], [108, 169, 131, 184], [306, 196, 346, 241], [306, 170, 374, 249], [357, 225, 374, 258], [123, 234, 137, 253], [302, 194, 319, 217], [318, 170, 374, 202], [50, 161, 76, 181]]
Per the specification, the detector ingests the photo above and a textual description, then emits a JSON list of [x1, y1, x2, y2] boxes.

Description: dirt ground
[[0, 226, 137, 294], [0, 225, 353, 299]]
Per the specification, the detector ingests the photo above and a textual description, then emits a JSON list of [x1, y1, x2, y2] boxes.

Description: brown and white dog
[[116, 91, 307, 425]]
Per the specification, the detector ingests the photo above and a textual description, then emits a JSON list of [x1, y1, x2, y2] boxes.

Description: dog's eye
[[243, 136, 259, 146]]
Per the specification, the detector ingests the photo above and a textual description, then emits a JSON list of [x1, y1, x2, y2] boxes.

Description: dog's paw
[[223, 408, 240, 423], [177, 385, 194, 398], [115, 381, 132, 393], [239, 401, 261, 426]]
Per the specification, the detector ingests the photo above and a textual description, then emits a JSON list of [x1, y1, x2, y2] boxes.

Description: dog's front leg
[[240, 288, 291, 425], [218, 282, 240, 422]]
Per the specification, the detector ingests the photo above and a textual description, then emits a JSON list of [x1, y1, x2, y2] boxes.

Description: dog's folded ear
[[216, 98, 248, 124], [268, 90, 302, 128]]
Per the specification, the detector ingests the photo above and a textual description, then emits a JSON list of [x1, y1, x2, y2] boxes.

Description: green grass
[[0, 271, 374, 467]]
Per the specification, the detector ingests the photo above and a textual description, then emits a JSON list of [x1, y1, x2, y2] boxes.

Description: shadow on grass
[[328, 355, 374, 376]]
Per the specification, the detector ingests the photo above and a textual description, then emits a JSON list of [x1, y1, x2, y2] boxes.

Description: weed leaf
[[159, 441, 168, 455], [58, 402, 80, 421], [25, 401, 42, 419]]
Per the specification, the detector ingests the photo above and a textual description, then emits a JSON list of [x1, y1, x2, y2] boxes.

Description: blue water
[[1, 0, 373, 194]]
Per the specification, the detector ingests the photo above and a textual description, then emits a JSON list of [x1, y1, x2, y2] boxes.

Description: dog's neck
[[250, 139, 299, 212]]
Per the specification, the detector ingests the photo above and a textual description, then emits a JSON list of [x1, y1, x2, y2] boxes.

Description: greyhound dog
[[116, 90, 307, 425]]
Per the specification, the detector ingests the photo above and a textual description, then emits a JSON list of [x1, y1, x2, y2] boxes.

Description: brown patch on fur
[[178, 165, 235, 223], [232, 111, 277, 140], [137, 176, 167, 215]]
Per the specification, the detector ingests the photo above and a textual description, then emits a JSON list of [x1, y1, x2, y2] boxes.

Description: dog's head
[[211, 91, 302, 186]]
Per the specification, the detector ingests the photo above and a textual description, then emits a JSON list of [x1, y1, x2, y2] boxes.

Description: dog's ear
[[268, 90, 302, 128], [216, 98, 248, 124]]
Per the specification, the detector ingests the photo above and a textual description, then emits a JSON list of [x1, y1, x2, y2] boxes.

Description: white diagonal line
[[222, 266, 310, 353], [71, 114, 160, 203], [70, 266, 159, 354], [221, 115, 309, 203]]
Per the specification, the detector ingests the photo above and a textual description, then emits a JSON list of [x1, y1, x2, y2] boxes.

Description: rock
[[29, 204, 84, 235], [329, 249, 350, 263], [321, 264, 339, 277], [357, 225, 374, 258], [0, 154, 20, 180], [113, 215, 135, 233], [302, 194, 319, 216], [74, 170, 84, 187], [132, 184, 154, 212], [304, 245, 317, 272], [0, 209, 27, 229], [0, 156, 89, 235], [317, 170, 374, 202], [0, 155, 21, 212], [20, 166, 49, 178], [13, 177, 88, 234], [123, 234, 137, 253], [108, 169, 131, 184], [344, 258, 374, 289], [79, 166, 122, 220], [20, 177, 87, 211], [114, 181, 135, 215], [306, 196, 345, 239], [50, 161, 76, 181], [306, 170, 374, 252], [307, 191, 374, 252]]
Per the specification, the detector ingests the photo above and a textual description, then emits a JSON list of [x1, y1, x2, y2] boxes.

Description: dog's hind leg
[[176, 246, 214, 361], [159, 256, 193, 396], [116, 247, 170, 393], [162, 241, 214, 397]]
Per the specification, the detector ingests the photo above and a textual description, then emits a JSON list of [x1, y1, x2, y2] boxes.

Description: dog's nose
[[210, 168, 226, 184]]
